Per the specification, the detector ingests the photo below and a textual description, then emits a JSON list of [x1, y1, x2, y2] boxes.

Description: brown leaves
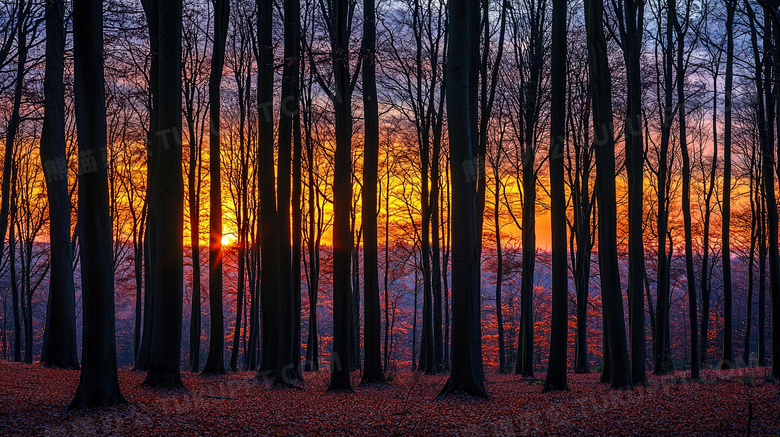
[[1, 361, 778, 435]]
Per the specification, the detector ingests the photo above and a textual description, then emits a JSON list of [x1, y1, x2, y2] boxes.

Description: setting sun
[[221, 234, 236, 246]]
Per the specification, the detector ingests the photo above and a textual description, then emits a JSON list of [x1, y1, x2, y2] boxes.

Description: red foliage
[[1, 362, 778, 435]]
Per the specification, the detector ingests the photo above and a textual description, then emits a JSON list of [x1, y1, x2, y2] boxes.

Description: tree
[[40, 0, 78, 370], [256, 0, 280, 377], [69, 0, 126, 408], [144, 0, 185, 388], [273, 0, 301, 387], [584, 0, 633, 389], [134, 0, 159, 373], [720, 0, 734, 370], [201, 0, 230, 376], [767, 0, 780, 379], [513, 0, 545, 378], [326, 0, 357, 392], [564, 26, 595, 375], [676, 0, 698, 379], [652, 0, 674, 376], [0, 0, 29, 294], [613, 0, 646, 386], [438, 0, 487, 398], [360, 0, 386, 385], [543, 0, 568, 393], [181, 1, 208, 374]]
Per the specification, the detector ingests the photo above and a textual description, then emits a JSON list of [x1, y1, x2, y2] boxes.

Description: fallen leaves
[[0, 362, 778, 435]]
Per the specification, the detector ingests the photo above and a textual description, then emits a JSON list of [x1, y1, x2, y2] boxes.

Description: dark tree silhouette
[[257, 0, 280, 377], [273, 0, 300, 387], [0, 0, 28, 290], [514, 0, 544, 378], [144, 0, 185, 388], [202, 0, 229, 376], [438, 0, 487, 398], [543, 0, 568, 393], [767, 0, 780, 379], [584, 0, 633, 390], [359, 0, 386, 385], [613, 0, 646, 386], [720, 0, 734, 371], [40, 0, 78, 370], [134, 0, 159, 373], [654, 0, 675, 376], [69, 0, 126, 408], [326, 0, 356, 392], [676, 0, 698, 379]]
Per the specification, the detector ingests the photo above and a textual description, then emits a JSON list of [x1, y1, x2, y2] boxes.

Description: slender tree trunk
[[384, 142, 391, 371], [721, 0, 734, 370], [360, 0, 386, 385], [135, 0, 159, 373], [543, 0, 568, 393], [619, 0, 647, 386], [144, 0, 185, 388], [438, 0, 487, 398], [292, 99, 303, 377], [516, 8, 542, 377], [41, 0, 79, 370], [758, 10, 772, 369], [585, 0, 633, 389], [201, 0, 229, 376], [0, 1, 27, 282], [654, 0, 674, 375], [700, 68, 717, 367], [69, 0, 126, 407], [432, 74, 446, 374], [767, 0, 780, 378], [327, 0, 355, 392], [494, 180, 505, 373], [304, 77, 320, 372], [272, 0, 300, 386], [188, 152, 201, 374], [758, 182, 767, 366], [676, 4, 698, 378], [257, 0, 280, 377], [744, 157, 757, 368], [10, 168, 20, 363], [572, 99, 593, 375]]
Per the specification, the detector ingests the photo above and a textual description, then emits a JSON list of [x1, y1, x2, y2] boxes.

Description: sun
[[221, 234, 237, 246]]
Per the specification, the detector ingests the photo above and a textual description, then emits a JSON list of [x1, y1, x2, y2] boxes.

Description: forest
[[0, 0, 779, 433]]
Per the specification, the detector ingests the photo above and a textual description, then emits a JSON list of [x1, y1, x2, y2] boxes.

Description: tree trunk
[[134, 0, 159, 373], [438, 0, 487, 398], [720, 0, 734, 370], [543, 0, 568, 393], [767, 0, 780, 378], [201, 0, 229, 376], [272, 0, 300, 386], [618, 0, 647, 386], [677, 5, 698, 378], [144, 0, 185, 388], [257, 0, 280, 377], [327, 0, 355, 392], [0, 1, 27, 276], [516, 2, 543, 377], [360, 0, 386, 385], [304, 71, 320, 372], [654, 0, 674, 375], [69, 0, 126, 407], [585, 0, 633, 389], [41, 0, 79, 370]]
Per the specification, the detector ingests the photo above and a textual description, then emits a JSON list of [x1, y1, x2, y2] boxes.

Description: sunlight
[[221, 234, 236, 246]]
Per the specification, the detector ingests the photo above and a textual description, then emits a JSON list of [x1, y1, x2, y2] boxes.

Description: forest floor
[[0, 362, 778, 436]]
